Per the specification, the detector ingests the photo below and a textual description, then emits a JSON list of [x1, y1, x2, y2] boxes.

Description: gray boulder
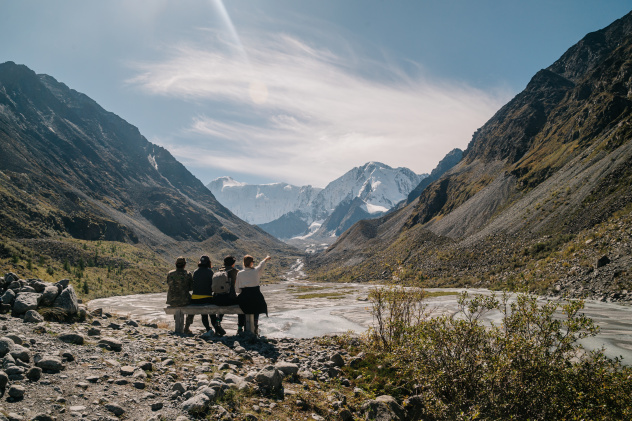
[[12, 292, 41, 315], [8, 385, 25, 399], [105, 403, 125, 416], [403, 395, 425, 420], [10, 345, 30, 363], [55, 279, 70, 289], [24, 310, 44, 323], [275, 361, 299, 377], [0, 338, 14, 357], [361, 395, 406, 421], [28, 280, 47, 293], [330, 352, 345, 367], [3, 273, 18, 285], [255, 366, 283, 391], [98, 337, 122, 352], [0, 370, 8, 388], [35, 355, 64, 373], [58, 333, 84, 345], [1, 290, 15, 306], [182, 394, 210, 415], [39, 285, 60, 307], [53, 285, 79, 314]]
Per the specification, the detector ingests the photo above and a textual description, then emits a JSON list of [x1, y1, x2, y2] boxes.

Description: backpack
[[212, 268, 231, 294]]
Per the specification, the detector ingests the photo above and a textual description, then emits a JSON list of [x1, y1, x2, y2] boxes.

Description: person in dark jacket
[[211, 255, 240, 335], [187, 255, 214, 334], [236, 255, 270, 336]]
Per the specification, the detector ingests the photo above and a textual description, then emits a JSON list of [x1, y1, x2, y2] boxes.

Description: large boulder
[[35, 355, 64, 373], [39, 286, 60, 307], [12, 292, 42, 315], [1, 290, 15, 306], [0, 338, 14, 357], [24, 310, 44, 323], [53, 285, 79, 315], [182, 394, 210, 415], [403, 395, 425, 421], [255, 366, 283, 391], [27, 280, 47, 293], [275, 361, 299, 377], [361, 395, 407, 421]]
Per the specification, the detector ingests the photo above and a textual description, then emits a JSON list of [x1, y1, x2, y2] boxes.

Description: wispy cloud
[[129, 30, 512, 186]]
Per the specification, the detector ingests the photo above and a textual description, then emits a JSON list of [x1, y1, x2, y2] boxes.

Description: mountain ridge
[[307, 10, 632, 302], [208, 161, 427, 239]]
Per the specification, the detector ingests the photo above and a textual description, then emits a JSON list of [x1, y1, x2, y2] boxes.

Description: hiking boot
[[214, 323, 226, 337]]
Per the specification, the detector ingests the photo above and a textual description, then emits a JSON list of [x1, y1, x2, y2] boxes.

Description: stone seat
[[164, 304, 255, 334]]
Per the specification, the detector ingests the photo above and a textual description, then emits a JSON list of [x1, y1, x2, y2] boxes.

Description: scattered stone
[[330, 352, 345, 367], [23, 309, 44, 323], [120, 365, 135, 376], [7, 385, 25, 399], [596, 255, 611, 268], [88, 327, 101, 336], [39, 285, 60, 307], [275, 361, 299, 377], [105, 403, 126, 416], [26, 366, 42, 381], [151, 402, 164, 411], [361, 395, 406, 421], [35, 355, 64, 373], [139, 361, 153, 371], [52, 285, 79, 315], [59, 332, 85, 345], [12, 292, 41, 315], [0, 370, 8, 388], [255, 366, 283, 391], [182, 394, 210, 415], [98, 337, 122, 352]]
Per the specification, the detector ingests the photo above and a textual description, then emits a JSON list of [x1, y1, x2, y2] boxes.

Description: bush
[[362, 289, 632, 420]]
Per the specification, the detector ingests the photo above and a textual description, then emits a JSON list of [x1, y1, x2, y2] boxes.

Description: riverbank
[[89, 283, 632, 365]]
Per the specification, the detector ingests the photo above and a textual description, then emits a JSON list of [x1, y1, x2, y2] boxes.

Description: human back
[[166, 256, 192, 307]]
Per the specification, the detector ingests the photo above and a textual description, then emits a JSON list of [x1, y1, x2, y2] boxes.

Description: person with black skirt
[[236, 255, 270, 336]]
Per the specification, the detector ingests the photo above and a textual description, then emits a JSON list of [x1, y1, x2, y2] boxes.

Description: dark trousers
[[187, 297, 214, 331]]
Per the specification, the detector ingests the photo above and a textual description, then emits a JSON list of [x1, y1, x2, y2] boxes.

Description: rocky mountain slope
[[0, 62, 297, 290], [221, 162, 426, 239], [309, 11, 632, 301]]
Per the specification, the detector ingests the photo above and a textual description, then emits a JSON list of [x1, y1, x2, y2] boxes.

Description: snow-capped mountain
[[206, 177, 321, 225], [208, 162, 426, 239]]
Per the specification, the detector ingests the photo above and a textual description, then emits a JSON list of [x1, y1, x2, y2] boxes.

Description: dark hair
[[243, 255, 254, 268], [198, 255, 211, 268], [175, 256, 186, 268], [224, 255, 236, 267]]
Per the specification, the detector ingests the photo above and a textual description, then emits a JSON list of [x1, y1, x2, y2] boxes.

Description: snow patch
[[363, 202, 389, 214], [147, 155, 158, 171]]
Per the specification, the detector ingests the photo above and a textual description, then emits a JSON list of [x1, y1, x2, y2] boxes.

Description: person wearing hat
[[212, 255, 242, 335], [188, 255, 215, 334], [166, 256, 193, 332]]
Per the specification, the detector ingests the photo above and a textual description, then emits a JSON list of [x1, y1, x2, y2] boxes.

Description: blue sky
[[1, 1, 630, 187]]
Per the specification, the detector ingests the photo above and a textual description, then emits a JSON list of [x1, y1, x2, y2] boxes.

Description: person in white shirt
[[236, 255, 271, 336]]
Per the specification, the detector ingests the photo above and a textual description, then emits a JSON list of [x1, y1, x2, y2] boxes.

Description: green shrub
[[362, 289, 632, 420]]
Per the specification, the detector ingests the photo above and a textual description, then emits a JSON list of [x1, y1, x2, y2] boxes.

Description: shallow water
[[88, 283, 632, 364]]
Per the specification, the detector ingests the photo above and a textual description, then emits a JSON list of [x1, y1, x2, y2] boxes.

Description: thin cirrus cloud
[[129, 31, 512, 187]]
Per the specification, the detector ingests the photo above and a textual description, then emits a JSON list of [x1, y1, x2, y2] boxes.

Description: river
[[88, 259, 632, 364]]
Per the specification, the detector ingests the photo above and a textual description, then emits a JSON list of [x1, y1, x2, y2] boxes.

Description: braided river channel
[[88, 260, 632, 365]]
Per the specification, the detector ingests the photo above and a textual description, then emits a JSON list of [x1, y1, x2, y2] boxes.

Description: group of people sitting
[[165, 254, 271, 336]]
